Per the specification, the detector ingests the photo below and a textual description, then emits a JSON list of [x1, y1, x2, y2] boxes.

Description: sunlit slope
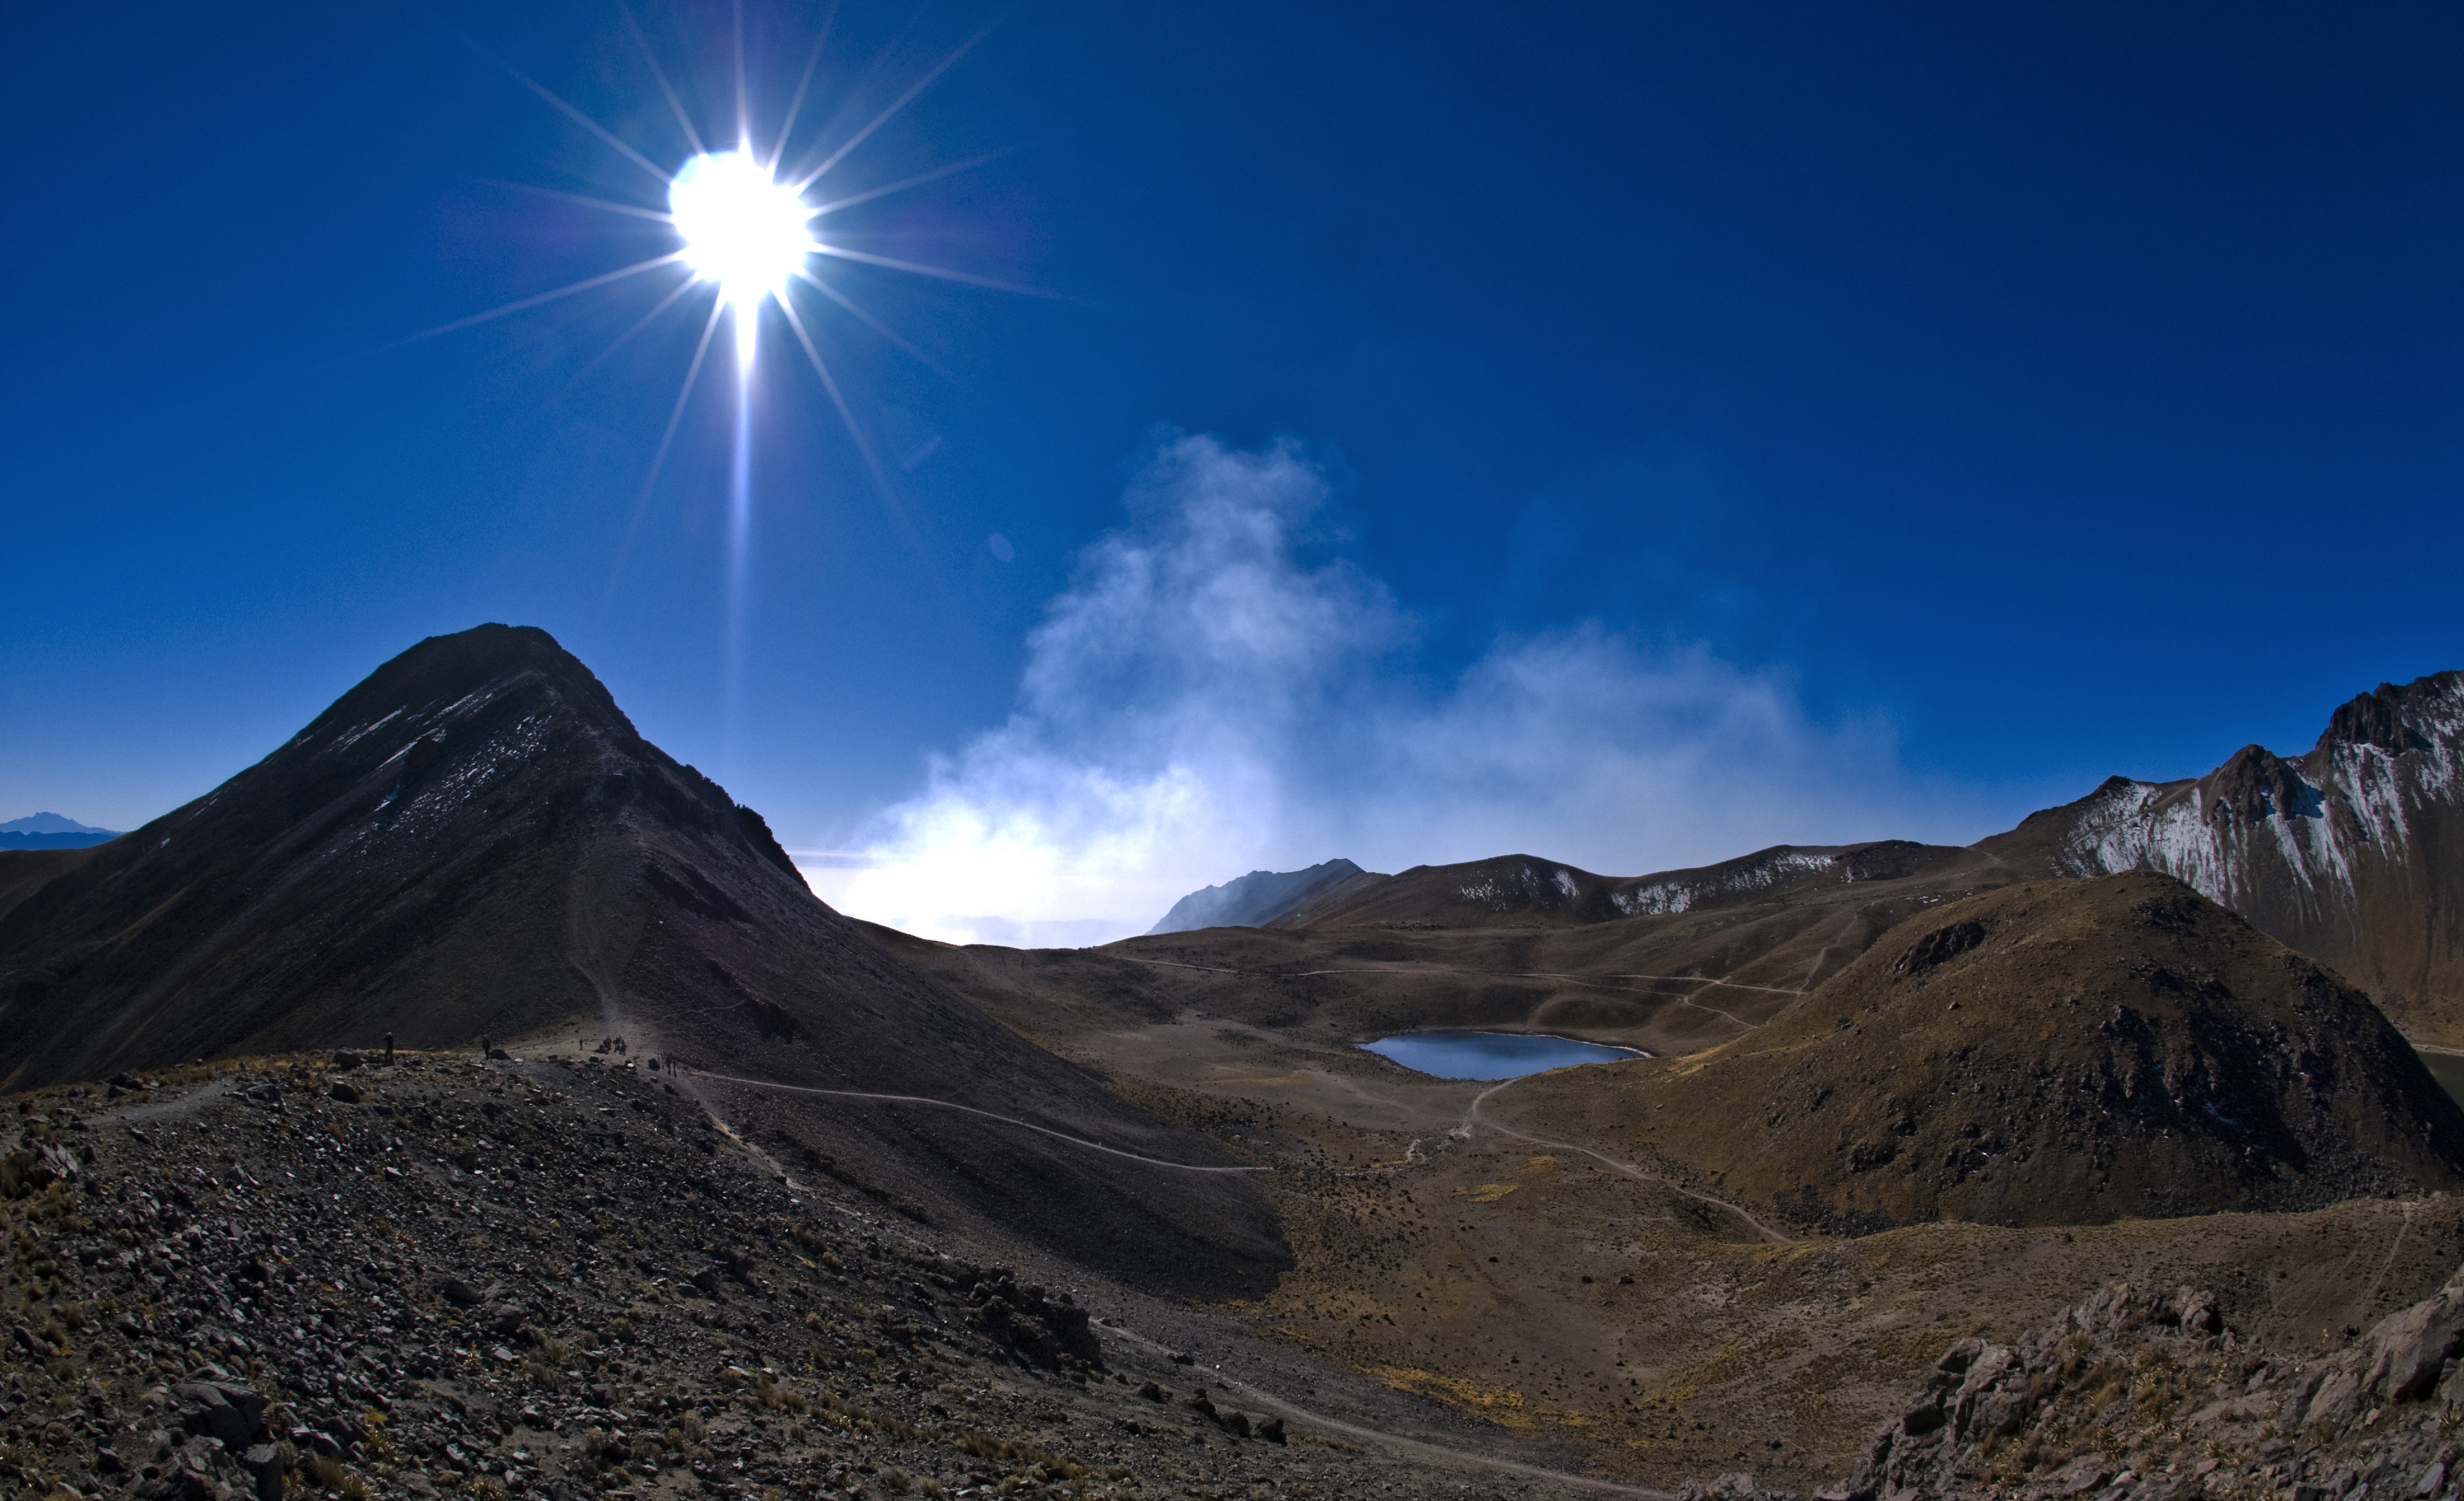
[[1981, 671, 2464, 1045], [1499, 873, 2464, 1231], [0, 624, 1287, 1296]]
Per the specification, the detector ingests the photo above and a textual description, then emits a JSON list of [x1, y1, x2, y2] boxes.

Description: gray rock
[[2309, 1371, 2365, 1431], [239, 1443, 284, 1501], [2359, 1283, 2464, 1402], [172, 1372, 267, 1448]]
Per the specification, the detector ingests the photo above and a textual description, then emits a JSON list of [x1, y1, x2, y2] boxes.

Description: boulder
[[2358, 1280, 2464, 1402], [172, 1369, 268, 1448]]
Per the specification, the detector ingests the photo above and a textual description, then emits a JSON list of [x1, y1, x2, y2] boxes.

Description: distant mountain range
[[1151, 669, 2464, 1044], [0, 813, 122, 850]]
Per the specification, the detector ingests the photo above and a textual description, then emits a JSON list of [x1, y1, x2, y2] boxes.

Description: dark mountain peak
[[291, 622, 634, 762], [230, 624, 792, 881], [1832, 839, 1969, 883], [2314, 675, 2453, 758], [2204, 743, 2316, 827], [0, 622, 799, 1082]]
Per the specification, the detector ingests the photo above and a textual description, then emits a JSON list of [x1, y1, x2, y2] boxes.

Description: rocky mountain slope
[[1820, 1257, 2464, 1501], [1145, 860, 1364, 935], [0, 625, 1285, 1298], [1980, 671, 2464, 1046], [0, 1055, 1553, 1501], [1148, 843, 1991, 935], [1144, 669, 2464, 1045], [1499, 874, 2464, 1232]]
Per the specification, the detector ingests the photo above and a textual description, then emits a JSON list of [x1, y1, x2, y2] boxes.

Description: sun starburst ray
[[774, 292, 895, 498], [398, 251, 689, 348], [620, 1, 707, 157], [805, 242, 1049, 297], [732, 0, 752, 148], [808, 149, 1013, 218], [767, 0, 844, 171], [606, 294, 729, 597], [574, 269, 706, 381], [790, 22, 994, 192], [485, 180, 676, 223], [435, 18, 673, 188], [643, 294, 729, 506], [790, 268, 952, 377]]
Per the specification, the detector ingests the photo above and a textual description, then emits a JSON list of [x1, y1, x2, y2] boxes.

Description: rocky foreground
[[0, 1053, 1575, 1501], [1784, 1249, 2464, 1501]]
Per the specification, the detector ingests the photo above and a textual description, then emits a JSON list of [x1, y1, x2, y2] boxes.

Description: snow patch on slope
[[1610, 849, 1837, 917], [2048, 680, 2464, 925]]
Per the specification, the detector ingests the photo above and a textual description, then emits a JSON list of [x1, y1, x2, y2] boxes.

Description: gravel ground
[[0, 1052, 1634, 1501]]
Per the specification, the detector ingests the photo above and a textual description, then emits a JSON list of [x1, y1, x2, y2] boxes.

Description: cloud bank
[[802, 433, 1957, 946]]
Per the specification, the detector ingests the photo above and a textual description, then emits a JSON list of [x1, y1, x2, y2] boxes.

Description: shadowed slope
[[0, 624, 1288, 1296], [1500, 874, 2464, 1232]]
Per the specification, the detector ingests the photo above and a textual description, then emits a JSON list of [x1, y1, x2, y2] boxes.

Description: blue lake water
[[1359, 1030, 1646, 1081]]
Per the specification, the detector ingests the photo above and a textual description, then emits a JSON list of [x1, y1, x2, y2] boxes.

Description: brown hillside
[[0, 625, 1287, 1296], [0, 847, 92, 925], [881, 842, 2022, 1063], [1247, 841, 1989, 932], [1500, 873, 2464, 1232]]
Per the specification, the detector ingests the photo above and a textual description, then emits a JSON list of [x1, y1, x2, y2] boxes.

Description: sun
[[407, 6, 1035, 737], [668, 147, 813, 332]]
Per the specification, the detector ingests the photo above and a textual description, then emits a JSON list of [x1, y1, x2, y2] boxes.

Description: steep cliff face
[[1980, 672, 2464, 1045]]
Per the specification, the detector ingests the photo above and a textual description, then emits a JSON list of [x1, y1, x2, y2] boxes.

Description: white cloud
[[802, 432, 1957, 945]]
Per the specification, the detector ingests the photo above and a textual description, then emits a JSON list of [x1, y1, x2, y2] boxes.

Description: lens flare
[[668, 148, 813, 316]]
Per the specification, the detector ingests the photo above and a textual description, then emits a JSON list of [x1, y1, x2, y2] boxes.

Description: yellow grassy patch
[[1374, 1366, 1532, 1426], [1373, 1367, 1595, 1431], [1457, 1183, 1517, 1203], [1517, 1155, 1560, 1177]]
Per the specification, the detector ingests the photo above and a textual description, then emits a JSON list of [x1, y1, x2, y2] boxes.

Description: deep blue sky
[[5, 2, 2461, 925]]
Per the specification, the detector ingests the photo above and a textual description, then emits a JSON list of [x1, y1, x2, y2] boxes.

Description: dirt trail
[[1122, 954, 1801, 1008], [680, 1066, 1274, 1173], [1466, 1075, 1795, 1244], [1096, 1321, 1670, 1499]]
